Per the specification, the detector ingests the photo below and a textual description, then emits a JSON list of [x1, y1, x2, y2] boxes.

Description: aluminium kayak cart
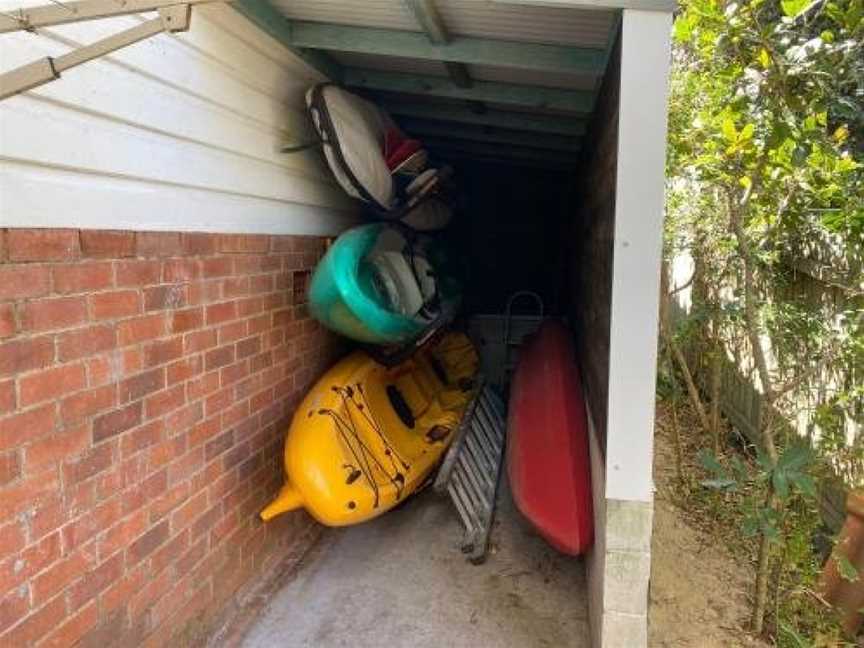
[[503, 290, 545, 387], [434, 378, 506, 564]]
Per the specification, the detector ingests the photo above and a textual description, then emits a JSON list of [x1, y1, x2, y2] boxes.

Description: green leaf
[[756, 449, 774, 472], [762, 517, 780, 542], [698, 450, 727, 477], [825, 2, 844, 22], [778, 619, 811, 648], [773, 469, 790, 499], [792, 474, 817, 499], [701, 478, 737, 490], [781, 0, 809, 17], [835, 552, 860, 583], [777, 443, 814, 472], [730, 457, 749, 481], [721, 117, 738, 144], [758, 48, 771, 68], [739, 123, 755, 141], [743, 514, 760, 537], [673, 14, 694, 43]]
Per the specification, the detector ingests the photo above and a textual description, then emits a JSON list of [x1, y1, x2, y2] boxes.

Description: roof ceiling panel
[[434, 1, 616, 48], [269, 0, 417, 31]]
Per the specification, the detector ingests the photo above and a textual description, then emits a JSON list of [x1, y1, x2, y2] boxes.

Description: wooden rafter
[[345, 68, 593, 112], [424, 138, 579, 164], [403, 0, 471, 88], [289, 21, 606, 74], [395, 118, 583, 151], [382, 100, 587, 135]]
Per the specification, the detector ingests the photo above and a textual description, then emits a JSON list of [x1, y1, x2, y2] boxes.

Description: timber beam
[[423, 137, 580, 164], [381, 100, 587, 135], [404, 0, 472, 88], [289, 21, 606, 74], [395, 118, 583, 151], [344, 68, 593, 112]]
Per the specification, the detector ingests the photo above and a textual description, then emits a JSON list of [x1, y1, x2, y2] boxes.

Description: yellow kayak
[[261, 331, 479, 526]]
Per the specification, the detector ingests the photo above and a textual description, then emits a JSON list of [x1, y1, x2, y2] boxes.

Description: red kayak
[[507, 320, 593, 555]]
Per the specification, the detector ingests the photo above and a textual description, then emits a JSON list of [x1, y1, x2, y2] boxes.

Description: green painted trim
[[396, 118, 582, 151], [231, 1, 344, 83], [381, 100, 586, 135], [404, 0, 448, 44], [290, 21, 605, 74], [424, 138, 579, 164], [403, 0, 472, 88], [345, 68, 592, 112]]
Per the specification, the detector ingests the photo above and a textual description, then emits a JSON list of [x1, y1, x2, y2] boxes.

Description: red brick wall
[[0, 228, 343, 647]]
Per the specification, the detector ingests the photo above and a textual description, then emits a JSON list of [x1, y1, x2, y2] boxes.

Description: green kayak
[[309, 224, 461, 345]]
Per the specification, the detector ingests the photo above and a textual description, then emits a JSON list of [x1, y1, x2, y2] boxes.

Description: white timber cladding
[[605, 8, 673, 503], [0, 1, 358, 235]]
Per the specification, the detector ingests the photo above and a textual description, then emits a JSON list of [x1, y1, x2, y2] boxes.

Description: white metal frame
[[0, 0, 217, 32], [0, 0, 220, 101]]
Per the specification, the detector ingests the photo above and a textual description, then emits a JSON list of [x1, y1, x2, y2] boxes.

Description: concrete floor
[[240, 483, 589, 648]]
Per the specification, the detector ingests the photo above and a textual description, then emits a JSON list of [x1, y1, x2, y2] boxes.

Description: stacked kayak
[[507, 320, 594, 555], [260, 331, 479, 526], [260, 87, 473, 529], [306, 83, 454, 231], [309, 223, 460, 346]]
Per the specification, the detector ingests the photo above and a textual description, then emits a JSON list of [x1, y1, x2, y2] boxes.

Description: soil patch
[[649, 402, 767, 647]]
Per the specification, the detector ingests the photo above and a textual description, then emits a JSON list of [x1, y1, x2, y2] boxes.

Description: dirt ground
[[649, 402, 767, 648]]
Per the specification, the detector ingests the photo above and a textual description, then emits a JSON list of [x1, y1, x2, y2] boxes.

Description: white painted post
[[607, 8, 672, 504], [592, 9, 672, 648]]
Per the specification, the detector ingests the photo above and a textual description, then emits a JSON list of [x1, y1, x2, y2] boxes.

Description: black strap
[[309, 83, 392, 213], [280, 138, 324, 153]]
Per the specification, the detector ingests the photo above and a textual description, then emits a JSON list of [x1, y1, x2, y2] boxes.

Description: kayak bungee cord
[[319, 388, 409, 507], [318, 408, 380, 508], [354, 383, 411, 471], [338, 387, 407, 501]]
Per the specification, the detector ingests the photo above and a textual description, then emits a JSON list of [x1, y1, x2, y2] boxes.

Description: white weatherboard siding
[[0, 2, 358, 235]]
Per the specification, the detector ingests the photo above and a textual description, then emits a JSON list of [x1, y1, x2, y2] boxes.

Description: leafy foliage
[[666, 0, 864, 642]]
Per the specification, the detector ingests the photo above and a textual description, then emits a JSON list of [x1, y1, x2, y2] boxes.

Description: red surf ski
[[507, 320, 594, 555]]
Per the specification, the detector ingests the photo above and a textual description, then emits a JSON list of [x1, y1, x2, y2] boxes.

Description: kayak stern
[[260, 483, 303, 522]]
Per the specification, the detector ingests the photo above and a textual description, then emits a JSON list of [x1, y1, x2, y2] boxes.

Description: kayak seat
[[392, 372, 431, 421], [366, 251, 425, 317]]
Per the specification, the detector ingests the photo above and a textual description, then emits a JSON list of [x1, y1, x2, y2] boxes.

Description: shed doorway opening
[[237, 0, 639, 644]]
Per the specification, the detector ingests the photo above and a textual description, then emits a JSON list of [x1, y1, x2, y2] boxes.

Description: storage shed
[[0, 1, 673, 646]]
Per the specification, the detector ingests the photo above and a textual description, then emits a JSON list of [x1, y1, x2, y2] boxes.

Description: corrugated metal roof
[[265, 0, 619, 166], [270, 0, 614, 48], [435, 0, 616, 47], [269, 0, 417, 31]]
